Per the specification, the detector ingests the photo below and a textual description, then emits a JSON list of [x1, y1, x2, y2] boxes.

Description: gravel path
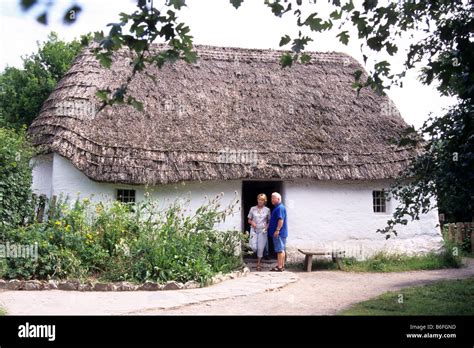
[[1, 258, 472, 315], [0, 271, 298, 315], [151, 258, 474, 315]]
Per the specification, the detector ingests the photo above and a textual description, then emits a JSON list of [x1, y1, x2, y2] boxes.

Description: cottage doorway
[[242, 180, 283, 259]]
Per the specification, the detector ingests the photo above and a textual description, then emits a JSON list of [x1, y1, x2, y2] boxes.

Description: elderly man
[[268, 192, 288, 271]]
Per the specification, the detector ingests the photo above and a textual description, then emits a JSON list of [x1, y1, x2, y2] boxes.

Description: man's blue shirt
[[268, 203, 288, 238]]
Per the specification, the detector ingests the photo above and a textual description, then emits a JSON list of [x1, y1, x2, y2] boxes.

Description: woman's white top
[[247, 206, 271, 234]]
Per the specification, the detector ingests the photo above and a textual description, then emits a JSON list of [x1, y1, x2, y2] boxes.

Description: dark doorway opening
[[242, 180, 283, 259]]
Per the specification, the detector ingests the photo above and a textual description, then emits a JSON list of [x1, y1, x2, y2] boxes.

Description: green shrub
[[442, 224, 472, 255], [2, 193, 243, 285]]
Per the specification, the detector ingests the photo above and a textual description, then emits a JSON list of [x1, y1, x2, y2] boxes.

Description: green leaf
[[279, 35, 291, 47], [304, 13, 323, 31], [132, 56, 146, 72], [119, 12, 130, 22], [36, 12, 47, 25], [280, 53, 293, 68], [95, 90, 110, 101], [80, 34, 91, 47], [374, 60, 390, 74], [337, 30, 350, 45], [291, 35, 312, 53], [127, 97, 144, 111], [351, 11, 370, 38], [112, 86, 126, 103], [160, 23, 175, 40], [300, 53, 311, 64], [342, 0, 354, 12], [184, 50, 198, 64], [330, 10, 342, 20], [93, 31, 105, 43], [304, 13, 332, 32], [107, 23, 123, 37], [230, 0, 244, 9], [386, 42, 398, 56], [99, 37, 113, 50], [134, 25, 146, 38], [167, 0, 186, 10], [363, 0, 378, 11], [97, 53, 112, 68], [131, 39, 148, 53], [20, 0, 37, 11], [367, 36, 383, 51], [353, 70, 363, 81], [267, 2, 285, 17]]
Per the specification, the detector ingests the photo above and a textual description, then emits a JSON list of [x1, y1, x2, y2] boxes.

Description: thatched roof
[[28, 44, 420, 185]]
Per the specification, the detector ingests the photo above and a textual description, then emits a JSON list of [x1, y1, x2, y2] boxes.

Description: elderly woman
[[247, 193, 271, 271]]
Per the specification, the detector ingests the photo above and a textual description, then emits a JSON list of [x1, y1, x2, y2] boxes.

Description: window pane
[[117, 189, 136, 203], [373, 190, 386, 213]]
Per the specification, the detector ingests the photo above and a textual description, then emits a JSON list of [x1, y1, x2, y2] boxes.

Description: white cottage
[[28, 45, 443, 259]]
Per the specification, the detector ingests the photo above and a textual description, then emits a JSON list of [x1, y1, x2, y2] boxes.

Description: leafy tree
[[0, 32, 88, 129], [382, 100, 473, 237], [0, 127, 35, 231], [0, 32, 89, 231], [17, 0, 474, 233]]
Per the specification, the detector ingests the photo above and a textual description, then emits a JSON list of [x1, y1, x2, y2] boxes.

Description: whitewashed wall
[[31, 154, 53, 197], [284, 180, 443, 260], [31, 154, 443, 258], [37, 154, 242, 231]]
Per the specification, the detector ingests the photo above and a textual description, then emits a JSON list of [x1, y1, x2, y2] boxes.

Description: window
[[117, 189, 136, 204], [373, 190, 387, 213]]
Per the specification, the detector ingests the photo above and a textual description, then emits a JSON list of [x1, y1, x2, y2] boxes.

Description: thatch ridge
[[28, 44, 420, 184]]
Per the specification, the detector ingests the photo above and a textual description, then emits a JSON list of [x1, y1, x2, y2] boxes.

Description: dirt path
[[1, 259, 472, 315], [149, 258, 474, 315], [0, 271, 298, 315]]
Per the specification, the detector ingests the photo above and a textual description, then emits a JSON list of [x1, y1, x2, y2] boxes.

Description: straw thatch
[[28, 44, 420, 185]]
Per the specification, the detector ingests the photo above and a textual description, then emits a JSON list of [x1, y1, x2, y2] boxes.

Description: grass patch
[[289, 251, 463, 272], [0, 306, 7, 316], [340, 277, 474, 315], [342, 252, 462, 272]]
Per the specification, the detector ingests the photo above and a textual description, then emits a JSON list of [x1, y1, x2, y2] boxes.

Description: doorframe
[[240, 179, 285, 232]]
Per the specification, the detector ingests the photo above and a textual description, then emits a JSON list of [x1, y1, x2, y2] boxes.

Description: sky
[[0, 0, 457, 129]]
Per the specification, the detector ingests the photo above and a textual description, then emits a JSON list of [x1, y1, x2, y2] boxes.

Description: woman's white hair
[[271, 192, 281, 201]]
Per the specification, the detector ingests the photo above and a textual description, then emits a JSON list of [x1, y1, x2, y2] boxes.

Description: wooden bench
[[298, 249, 345, 271]]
